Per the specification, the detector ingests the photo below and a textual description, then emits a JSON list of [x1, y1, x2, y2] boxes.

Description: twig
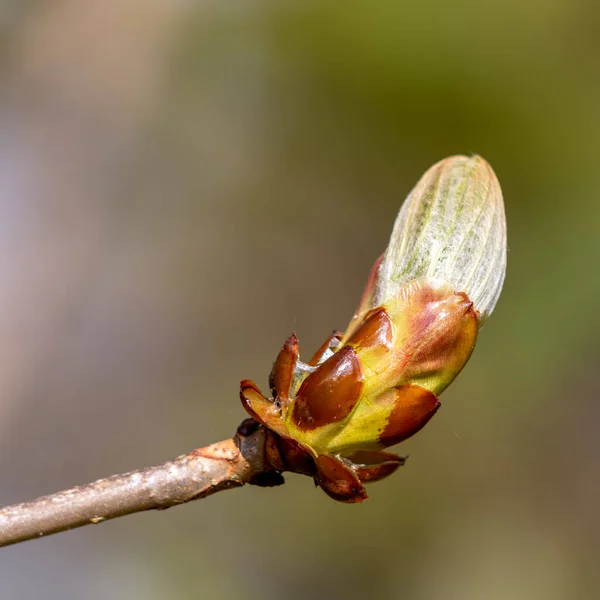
[[0, 420, 282, 548]]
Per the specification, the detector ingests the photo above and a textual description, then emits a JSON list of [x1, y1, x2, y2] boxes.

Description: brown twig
[[0, 420, 283, 548]]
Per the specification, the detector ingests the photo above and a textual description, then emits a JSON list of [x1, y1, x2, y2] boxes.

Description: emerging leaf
[[374, 155, 506, 324]]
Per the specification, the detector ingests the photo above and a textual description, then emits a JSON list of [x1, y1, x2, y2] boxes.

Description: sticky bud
[[240, 155, 507, 503]]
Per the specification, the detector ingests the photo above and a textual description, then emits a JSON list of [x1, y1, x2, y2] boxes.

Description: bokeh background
[[2, 1, 599, 599]]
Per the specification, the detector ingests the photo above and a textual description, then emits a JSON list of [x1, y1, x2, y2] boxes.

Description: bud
[[240, 155, 507, 503]]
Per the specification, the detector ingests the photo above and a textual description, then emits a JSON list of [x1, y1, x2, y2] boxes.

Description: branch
[[0, 420, 282, 548]]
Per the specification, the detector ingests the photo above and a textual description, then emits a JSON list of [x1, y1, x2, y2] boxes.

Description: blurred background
[[1, 1, 599, 599]]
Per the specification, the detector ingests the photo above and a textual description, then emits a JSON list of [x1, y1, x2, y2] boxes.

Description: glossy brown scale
[[291, 345, 364, 431], [268, 333, 299, 402], [340, 450, 406, 483], [398, 291, 478, 392], [268, 434, 315, 477], [239, 379, 289, 440], [378, 385, 440, 447], [346, 306, 393, 352], [315, 454, 368, 503], [409, 308, 476, 374]]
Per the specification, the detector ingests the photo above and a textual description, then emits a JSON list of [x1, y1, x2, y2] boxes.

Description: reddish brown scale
[[378, 385, 441, 447], [404, 296, 478, 383], [342, 449, 406, 483], [239, 379, 265, 422], [239, 379, 289, 439], [412, 306, 476, 369], [269, 333, 299, 401], [263, 429, 287, 472], [292, 346, 364, 431], [275, 436, 316, 477], [308, 330, 343, 367], [346, 306, 393, 352], [315, 454, 368, 503]]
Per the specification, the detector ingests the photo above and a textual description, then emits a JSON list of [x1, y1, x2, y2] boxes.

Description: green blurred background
[[2, 1, 599, 599]]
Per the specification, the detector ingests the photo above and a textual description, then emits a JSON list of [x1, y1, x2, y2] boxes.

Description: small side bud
[[375, 155, 507, 324]]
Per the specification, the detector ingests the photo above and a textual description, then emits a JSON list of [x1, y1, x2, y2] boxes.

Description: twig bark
[[0, 420, 282, 548]]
